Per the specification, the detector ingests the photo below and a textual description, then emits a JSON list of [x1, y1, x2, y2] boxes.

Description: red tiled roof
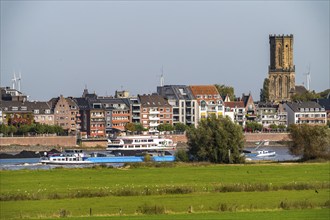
[[224, 101, 245, 108], [189, 85, 219, 96]]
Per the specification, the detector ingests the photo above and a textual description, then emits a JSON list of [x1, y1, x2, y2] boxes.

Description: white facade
[[284, 102, 327, 126]]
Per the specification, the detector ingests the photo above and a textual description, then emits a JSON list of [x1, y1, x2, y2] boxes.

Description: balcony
[[149, 122, 159, 127], [149, 110, 160, 114], [149, 116, 160, 120]]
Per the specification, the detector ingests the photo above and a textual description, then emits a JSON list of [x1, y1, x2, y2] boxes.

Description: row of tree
[[0, 123, 66, 136]]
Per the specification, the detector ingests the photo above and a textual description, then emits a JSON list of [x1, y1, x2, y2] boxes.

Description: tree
[[291, 90, 320, 102], [214, 84, 235, 101], [158, 124, 174, 132], [174, 122, 188, 133], [175, 149, 189, 162], [186, 115, 245, 163], [125, 123, 136, 132], [318, 89, 330, 99], [289, 124, 330, 161], [0, 124, 9, 136], [245, 122, 263, 132], [134, 123, 145, 133], [260, 78, 270, 102]]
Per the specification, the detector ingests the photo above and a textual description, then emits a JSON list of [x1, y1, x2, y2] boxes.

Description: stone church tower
[[268, 34, 295, 102]]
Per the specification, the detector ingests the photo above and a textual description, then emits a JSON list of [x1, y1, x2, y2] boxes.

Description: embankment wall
[[0, 133, 291, 149], [0, 136, 77, 147]]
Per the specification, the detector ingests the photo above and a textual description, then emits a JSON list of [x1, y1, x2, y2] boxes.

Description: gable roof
[[285, 101, 324, 112], [139, 94, 171, 107], [315, 98, 330, 111], [224, 101, 245, 108], [189, 85, 220, 97]]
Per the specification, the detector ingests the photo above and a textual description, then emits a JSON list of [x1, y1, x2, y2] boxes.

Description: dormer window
[[12, 106, 18, 111], [34, 109, 39, 114], [45, 109, 50, 114], [21, 106, 27, 111]]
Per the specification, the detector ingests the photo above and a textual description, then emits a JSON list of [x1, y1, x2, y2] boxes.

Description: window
[[34, 109, 39, 114]]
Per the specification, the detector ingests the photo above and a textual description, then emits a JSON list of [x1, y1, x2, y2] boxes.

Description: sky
[[1, 1, 329, 101]]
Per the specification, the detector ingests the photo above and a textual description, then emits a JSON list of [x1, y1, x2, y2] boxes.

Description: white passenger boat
[[40, 149, 93, 165], [107, 136, 176, 151]]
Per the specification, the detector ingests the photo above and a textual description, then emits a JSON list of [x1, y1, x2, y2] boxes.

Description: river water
[[0, 146, 300, 170]]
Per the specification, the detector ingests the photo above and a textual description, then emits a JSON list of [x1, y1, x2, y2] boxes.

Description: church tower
[[268, 34, 295, 102]]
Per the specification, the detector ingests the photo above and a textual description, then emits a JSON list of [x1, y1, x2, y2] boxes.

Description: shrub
[[175, 149, 189, 162], [137, 204, 166, 214]]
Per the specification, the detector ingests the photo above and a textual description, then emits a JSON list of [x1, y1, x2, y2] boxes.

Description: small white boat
[[255, 150, 276, 157], [107, 135, 176, 151], [40, 149, 93, 165]]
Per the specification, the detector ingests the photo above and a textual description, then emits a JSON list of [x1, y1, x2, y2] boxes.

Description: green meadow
[[1, 162, 329, 219]]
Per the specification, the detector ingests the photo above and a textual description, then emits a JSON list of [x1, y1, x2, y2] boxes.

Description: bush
[[137, 204, 166, 214], [175, 149, 189, 162]]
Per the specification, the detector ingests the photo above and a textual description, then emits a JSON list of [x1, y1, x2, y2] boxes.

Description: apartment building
[[189, 85, 224, 120], [99, 98, 131, 133], [224, 101, 246, 127], [139, 94, 173, 133], [284, 101, 327, 126], [256, 102, 279, 127], [157, 85, 198, 127], [241, 93, 257, 122], [1, 100, 54, 126], [49, 95, 79, 134], [129, 97, 141, 124]]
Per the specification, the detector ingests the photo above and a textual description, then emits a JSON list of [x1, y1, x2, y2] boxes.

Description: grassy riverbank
[[1, 162, 329, 219]]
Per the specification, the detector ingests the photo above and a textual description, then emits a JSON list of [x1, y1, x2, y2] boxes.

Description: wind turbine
[[17, 71, 22, 91], [12, 71, 17, 89], [304, 65, 311, 91], [160, 65, 165, 87]]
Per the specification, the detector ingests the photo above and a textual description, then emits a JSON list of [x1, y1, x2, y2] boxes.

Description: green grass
[[1, 162, 329, 219], [34, 209, 330, 220]]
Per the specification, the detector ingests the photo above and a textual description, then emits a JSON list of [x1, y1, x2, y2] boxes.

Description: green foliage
[[289, 124, 330, 160], [134, 123, 145, 132], [157, 123, 174, 132], [143, 154, 152, 162], [0, 123, 65, 136], [245, 122, 263, 132], [187, 115, 244, 163], [260, 78, 270, 102], [174, 122, 188, 132], [269, 124, 278, 130], [317, 89, 330, 99], [175, 149, 189, 162], [214, 84, 235, 100], [291, 90, 320, 102], [124, 122, 136, 132]]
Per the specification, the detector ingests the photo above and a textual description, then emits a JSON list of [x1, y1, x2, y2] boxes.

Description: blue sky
[[1, 1, 329, 101]]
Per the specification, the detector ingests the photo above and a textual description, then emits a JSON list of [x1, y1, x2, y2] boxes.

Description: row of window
[[296, 114, 326, 118], [196, 95, 221, 99], [142, 108, 171, 112]]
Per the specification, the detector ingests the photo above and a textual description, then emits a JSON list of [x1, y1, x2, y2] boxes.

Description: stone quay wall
[[0, 136, 77, 147], [244, 133, 291, 142], [166, 133, 290, 143], [0, 133, 290, 149]]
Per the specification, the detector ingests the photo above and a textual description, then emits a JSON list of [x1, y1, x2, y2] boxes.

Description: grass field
[[1, 162, 329, 219]]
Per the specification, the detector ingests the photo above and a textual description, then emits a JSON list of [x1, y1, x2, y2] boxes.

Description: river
[[0, 146, 300, 170]]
